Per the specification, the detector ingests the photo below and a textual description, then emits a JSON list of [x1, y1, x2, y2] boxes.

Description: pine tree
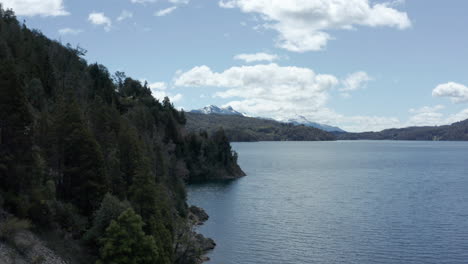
[[84, 193, 130, 245], [97, 208, 160, 264], [0, 61, 37, 214], [130, 160, 173, 263], [55, 101, 109, 215]]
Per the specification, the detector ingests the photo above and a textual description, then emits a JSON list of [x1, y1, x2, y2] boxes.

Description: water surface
[[188, 141, 468, 264]]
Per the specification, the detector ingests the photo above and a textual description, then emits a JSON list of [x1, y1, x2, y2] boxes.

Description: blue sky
[[3, 0, 468, 131]]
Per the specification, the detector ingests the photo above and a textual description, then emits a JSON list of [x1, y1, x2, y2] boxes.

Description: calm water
[[187, 141, 468, 264]]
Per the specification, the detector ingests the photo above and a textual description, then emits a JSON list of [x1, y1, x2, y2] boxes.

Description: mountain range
[[336, 119, 468, 141], [185, 112, 336, 142], [190, 105, 244, 116], [190, 105, 346, 132]]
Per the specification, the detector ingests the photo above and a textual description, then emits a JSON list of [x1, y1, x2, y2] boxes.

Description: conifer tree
[[55, 101, 109, 215], [0, 61, 36, 210], [97, 208, 159, 264]]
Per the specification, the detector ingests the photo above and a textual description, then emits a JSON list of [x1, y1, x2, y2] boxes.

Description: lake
[[187, 141, 468, 264]]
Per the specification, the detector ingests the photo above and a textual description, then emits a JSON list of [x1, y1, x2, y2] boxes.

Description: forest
[[0, 6, 243, 264]]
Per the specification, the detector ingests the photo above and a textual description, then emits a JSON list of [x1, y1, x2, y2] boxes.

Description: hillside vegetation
[[186, 113, 336, 142], [337, 119, 468, 141], [0, 6, 243, 264]]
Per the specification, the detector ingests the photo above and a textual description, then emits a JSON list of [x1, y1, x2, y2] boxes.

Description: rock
[[189, 206, 209, 225], [194, 233, 216, 251]]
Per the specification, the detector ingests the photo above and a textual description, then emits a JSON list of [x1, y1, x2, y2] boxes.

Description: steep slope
[[186, 112, 336, 142], [0, 7, 243, 264]]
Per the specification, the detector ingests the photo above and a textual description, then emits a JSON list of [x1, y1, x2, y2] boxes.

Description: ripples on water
[[188, 141, 468, 264]]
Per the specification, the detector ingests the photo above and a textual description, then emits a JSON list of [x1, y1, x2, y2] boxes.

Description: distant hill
[[186, 112, 336, 142], [337, 119, 468, 141], [190, 105, 346, 132], [190, 105, 244, 116], [284, 115, 346, 132]]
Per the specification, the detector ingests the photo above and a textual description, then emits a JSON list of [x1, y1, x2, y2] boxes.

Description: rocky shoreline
[[188, 206, 216, 263]]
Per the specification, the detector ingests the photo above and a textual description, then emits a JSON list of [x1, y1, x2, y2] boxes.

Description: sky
[[2, 0, 468, 132]]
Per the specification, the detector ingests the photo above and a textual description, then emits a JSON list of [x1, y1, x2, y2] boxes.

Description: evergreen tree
[[97, 208, 160, 264], [0, 61, 37, 214], [55, 101, 109, 215], [85, 193, 130, 245]]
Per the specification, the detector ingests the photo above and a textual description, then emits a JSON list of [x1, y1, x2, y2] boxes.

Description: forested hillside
[[0, 6, 243, 264], [186, 113, 336, 142], [337, 119, 468, 141]]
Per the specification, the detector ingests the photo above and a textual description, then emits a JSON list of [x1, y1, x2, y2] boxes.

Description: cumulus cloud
[[145, 81, 181, 102], [175, 63, 338, 120], [117, 10, 133, 21], [173, 63, 438, 132], [341, 71, 372, 92], [219, 0, 411, 52], [234, 53, 279, 63], [149, 82, 167, 90], [174, 64, 468, 132], [88, 12, 112, 31], [1, 0, 69, 16], [432, 82, 468, 103], [58, 28, 82, 35], [152, 90, 183, 103], [155, 6, 177, 17]]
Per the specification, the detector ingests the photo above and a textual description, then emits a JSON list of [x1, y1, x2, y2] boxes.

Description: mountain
[[337, 119, 468, 141], [191, 106, 346, 132], [186, 112, 336, 142], [285, 115, 346, 132], [190, 105, 244, 116], [0, 8, 243, 264]]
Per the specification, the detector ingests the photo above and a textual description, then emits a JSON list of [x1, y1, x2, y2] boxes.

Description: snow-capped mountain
[[190, 106, 345, 132], [190, 105, 244, 116], [285, 115, 346, 133]]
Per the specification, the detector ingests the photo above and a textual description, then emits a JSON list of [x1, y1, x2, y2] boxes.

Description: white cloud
[[446, 108, 468, 124], [1, 0, 69, 16], [341, 71, 372, 92], [146, 81, 181, 102], [88, 12, 112, 31], [432, 82, 468, 103], [131, 0, 188, 4], [219, 0, 411, 52], [58, 28, 82, 35], [151, 90, 183, 103], [406, 105, 445, 127], [117, 10, 133, 21], [234, 52, 279, 63], [169, 0, 189, 4], [155, 6, 177, 17], [131, 0, 156, 3], [338, 115, 401, 132], [149, 82, 167, 90], [174, 64, 468, 132], [175, 63, 338, 120], [173, 63, 433, 132]]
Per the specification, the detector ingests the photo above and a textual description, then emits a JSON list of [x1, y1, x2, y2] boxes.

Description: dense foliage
[[186, 113, 336, 142], [0, 6, 243, 264], [337, 119, 468, 141]]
